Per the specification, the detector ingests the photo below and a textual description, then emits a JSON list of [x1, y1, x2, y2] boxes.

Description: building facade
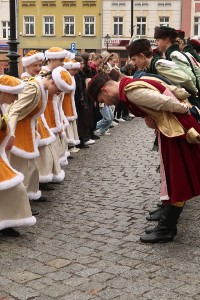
[[181, 0, 200, 39], [18, 0, 102, 74], [1, 0, 200, 75], [102, 0, 182, 58]]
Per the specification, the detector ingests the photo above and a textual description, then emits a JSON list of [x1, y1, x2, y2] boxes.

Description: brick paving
[[0, 118, 200, 300]]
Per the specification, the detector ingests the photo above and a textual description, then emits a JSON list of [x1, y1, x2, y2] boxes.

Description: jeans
[[96, 105, 114, 133]]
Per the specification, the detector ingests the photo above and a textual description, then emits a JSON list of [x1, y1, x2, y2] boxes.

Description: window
[[64, 16, 75, 35], [158, 2, 171, 6], [24, 16, 35, 35], [136, 17, 146, 36], [2, 21, 10, 39], [113, 17, 123, 36], [159, 17, 169, 27], [194, 17, 200, 36], [84, 16, 95, 35], [43, 16, 55, 35]]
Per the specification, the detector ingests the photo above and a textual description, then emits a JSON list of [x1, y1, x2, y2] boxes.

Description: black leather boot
[[31, 209, 39, 216], [148, 203, 164, 215], [0, 228, 20, 237], [145, 225, 177, 236], [140, 204, 183, 243], [146, 205, 164, 221], [39, 183, 55, 191]]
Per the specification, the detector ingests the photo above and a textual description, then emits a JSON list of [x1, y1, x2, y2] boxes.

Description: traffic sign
[[71, 43, 76, 53]]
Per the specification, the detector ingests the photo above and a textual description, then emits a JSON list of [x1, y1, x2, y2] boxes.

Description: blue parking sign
[[71, 43, 76, 53]]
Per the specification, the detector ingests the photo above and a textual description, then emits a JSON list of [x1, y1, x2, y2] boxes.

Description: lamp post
[[104, 34, 111, 51], [131, 0, 134, 37], [7, 0, 20, 77]]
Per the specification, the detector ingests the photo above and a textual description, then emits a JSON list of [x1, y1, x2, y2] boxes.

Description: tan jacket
[[8, 81, 41, 136], [125, 82, 187, 137], [7, 80, 44, 158]]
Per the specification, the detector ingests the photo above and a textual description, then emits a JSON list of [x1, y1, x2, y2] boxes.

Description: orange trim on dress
[[14, 98, 42, 153], [0, 156, 17, 182], [44, 94, 57, 129], [37, 116, 51, 139], [62, 92, 74, 117]]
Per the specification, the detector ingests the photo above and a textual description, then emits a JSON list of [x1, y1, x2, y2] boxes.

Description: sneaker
[[113, 118, 119, 123], [101, 130, 111, 136], [116, 118, 125, 122], [94, 129, 102, 136], [84, 139, 95, 145], [122, 116, 133, 121], [129, 113, 135, 118], [112, 121, 118, 126], [70, 147, 80, 153]]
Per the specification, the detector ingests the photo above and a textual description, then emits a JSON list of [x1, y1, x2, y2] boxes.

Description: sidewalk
[[0, 118, 200, 300]]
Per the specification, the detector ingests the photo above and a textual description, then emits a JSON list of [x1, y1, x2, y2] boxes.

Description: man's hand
[[181, 103, 190, 114]]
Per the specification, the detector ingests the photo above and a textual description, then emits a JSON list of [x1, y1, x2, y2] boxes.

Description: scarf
[[119, 77, 166, 117], [148, 55, 163, 74], [165, 44, 180, 61]]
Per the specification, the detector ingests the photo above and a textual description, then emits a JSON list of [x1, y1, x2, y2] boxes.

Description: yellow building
[[18, 0, 102, 73]]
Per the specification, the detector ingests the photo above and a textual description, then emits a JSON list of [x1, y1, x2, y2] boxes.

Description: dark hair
[[126, 39, 153, 58], [87, 72, 111, 100], [81, 52, 90, 65], [176, 30, 185, 40], [124, 63, 136, 73], [154, 26, 177, 43], [75, 55, 83, 62], [109, 69, 121, 81]]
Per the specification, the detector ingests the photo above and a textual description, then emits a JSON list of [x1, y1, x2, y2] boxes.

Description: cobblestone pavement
[[1, 118, 200, 300]]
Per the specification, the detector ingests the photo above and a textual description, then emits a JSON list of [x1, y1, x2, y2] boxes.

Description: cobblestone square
[[0, 119, 200, 300]]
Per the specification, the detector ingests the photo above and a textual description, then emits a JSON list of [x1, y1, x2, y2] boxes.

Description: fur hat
[[68, 52, 75, 60], [87, 72, 111, 100], [0, 75, 25, 94], [22, 50, 45, 67], [45, 47, 69, 60], [126, 39, 152, 57], [154, 26, 177, 40], [63, 58, 73, 70], [63, 58, 80, 70], [52, 66, 75, 92], [189, 38, 200, 52], [176, 30, 185, 40]]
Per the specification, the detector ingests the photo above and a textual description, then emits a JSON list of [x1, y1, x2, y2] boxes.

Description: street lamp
[[104, 34, 111, 51], [131, 0, 134, 37], [7, 0, 20, 77]]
